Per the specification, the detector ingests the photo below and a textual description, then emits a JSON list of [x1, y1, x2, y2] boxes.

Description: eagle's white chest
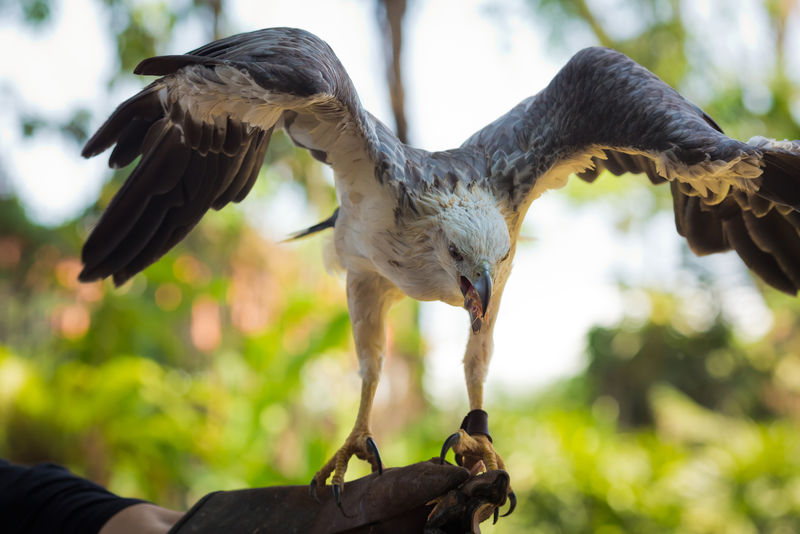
[[329, 167, 460, 305], [329, 162, 397, 270]]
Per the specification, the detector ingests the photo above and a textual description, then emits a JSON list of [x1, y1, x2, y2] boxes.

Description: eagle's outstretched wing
[[463, 46, 800, 295], [80, 27, 381, 286]]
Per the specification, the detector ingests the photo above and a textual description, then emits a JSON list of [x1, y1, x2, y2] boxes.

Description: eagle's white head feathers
[[434, 189, 511, 330], [379, 185, 512, 330]]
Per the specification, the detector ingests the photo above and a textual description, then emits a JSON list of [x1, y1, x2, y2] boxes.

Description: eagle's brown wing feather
[[462, 46, 800, 295], [80, 28, 381, 286]]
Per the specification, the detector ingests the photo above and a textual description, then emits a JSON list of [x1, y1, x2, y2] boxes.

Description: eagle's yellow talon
[[441, 429, 500, 470], [312, 430, 382, 494], [439, 429, 516, 519]]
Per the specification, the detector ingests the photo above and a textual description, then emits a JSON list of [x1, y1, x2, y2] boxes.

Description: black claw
[[365, 436, 383, 475], [493, 506, 499, 525], [332, 484, 354, 518], [439, 432, 461, 465], [309, 479, 320, 504], [501, 491, 517, 517]]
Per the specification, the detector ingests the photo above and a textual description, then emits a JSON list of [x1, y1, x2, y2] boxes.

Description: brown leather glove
[[168, 459, 510, 534]]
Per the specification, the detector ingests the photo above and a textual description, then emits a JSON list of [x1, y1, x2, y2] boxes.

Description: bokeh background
[[2, 0, 800, 532]]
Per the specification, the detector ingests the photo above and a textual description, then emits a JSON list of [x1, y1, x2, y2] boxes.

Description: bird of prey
[[80, 27, 800, 514]]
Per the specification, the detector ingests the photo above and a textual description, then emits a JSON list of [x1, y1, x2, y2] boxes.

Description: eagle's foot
[[311, 431, 383, 510], [439, 429, 501, 470], [439, 430, 516, 520]]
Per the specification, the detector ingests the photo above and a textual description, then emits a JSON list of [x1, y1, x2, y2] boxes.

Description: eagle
[[80, 27, 800, 516]]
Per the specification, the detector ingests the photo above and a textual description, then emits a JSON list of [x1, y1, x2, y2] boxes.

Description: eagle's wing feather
[[462, 46, 800, 295], [80, 27, 380, 285]]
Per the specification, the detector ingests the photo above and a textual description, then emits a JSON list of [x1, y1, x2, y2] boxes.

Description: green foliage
[[20, 109, 92, 146], [498, 391, 800, 533], [0, 191, 362, 507], [585, 315, 771, 426], [17, 0, 51, 26], [527, 0, 687, 85]]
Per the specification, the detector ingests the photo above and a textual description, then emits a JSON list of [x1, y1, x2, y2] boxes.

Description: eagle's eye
[[448, 244, 464, 262]]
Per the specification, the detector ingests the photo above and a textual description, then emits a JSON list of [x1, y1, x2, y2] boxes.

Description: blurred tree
[[2, 1, 800, 532], [376, 0, 408, 144], [583, 292, 799, 427]]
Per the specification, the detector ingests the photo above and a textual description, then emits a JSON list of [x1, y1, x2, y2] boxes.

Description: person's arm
[[0, 459, 182, 534], [99, 503, 183, 534]]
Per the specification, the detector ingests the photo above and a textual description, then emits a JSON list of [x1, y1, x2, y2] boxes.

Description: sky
[[0, 0, 781, 405]]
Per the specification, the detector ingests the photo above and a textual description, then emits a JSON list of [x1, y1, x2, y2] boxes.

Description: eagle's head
[[434, 193, 512, 333]]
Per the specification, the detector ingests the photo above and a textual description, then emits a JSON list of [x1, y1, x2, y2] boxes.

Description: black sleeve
[[0, 459, 147, 534]]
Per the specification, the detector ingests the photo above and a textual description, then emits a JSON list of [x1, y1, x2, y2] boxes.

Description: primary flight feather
[[80, 27, 800, 514]]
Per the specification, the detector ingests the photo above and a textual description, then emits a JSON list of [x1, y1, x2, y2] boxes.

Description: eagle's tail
[[284, 208, 339, 241]]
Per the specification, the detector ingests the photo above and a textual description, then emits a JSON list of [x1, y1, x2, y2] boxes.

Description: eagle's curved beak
[[472, 262, 492, 317], [460, 261, 492, 333]]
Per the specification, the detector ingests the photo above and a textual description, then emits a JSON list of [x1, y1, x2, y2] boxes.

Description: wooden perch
[[168, 459, 510, 534]]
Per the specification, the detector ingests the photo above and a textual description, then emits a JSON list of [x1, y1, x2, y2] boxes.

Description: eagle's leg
[[446, 333, 508, 474], [311, 273, 399, 498], [311, 378, 383, 492], [440, 292, 516, 519]]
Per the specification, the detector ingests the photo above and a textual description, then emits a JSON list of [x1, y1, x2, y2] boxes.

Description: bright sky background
[[0, 0, 783, 406]]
